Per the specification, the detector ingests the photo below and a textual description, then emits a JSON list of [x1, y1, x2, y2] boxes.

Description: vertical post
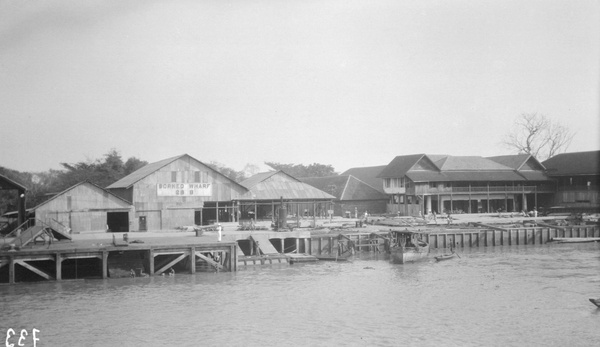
[[296, 238, 300, 254], [508, 229, 512, 246], [9, 256, 15, 284], [148, 249, 154, 276], [492, 230, 496, 246], [216, 201, 219, 224], [304, 239, 309, 255], [318, 237, 322, 255], [328, 237, 333, 255], [190, 247, 196, 274], [476, 233, 480, 247], [524, 229, 528, 245], [280, 239, 284, 254], [516, 229, 520, 245], [56, 253, 62, 281], [102, 251, 108, 279]]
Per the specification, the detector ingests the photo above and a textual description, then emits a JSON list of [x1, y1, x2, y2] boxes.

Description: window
[[171, 171, 177, 182], [384, 178, 391, 188], [67, 196, 72, 210]]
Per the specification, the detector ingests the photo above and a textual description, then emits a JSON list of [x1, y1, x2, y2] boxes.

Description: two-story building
[[542, 150, 600, 213], [377, 154, 554, 216]]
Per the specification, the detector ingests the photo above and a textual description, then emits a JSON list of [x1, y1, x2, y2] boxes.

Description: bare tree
[[503, 113, 574, 160]]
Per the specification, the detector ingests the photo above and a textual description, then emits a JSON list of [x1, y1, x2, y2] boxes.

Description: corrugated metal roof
[[238, 171, 335, 201], [239, 171, 277, 189], [340, 165, 386, 193], [33, 181, 132, 210], [106, 155, 184, 189], [542, 150, 600, 176], [300, 175, 387, 201]]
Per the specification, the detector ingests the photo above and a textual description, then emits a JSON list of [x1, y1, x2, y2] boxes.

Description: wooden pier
[[0, 237, 237, 284]]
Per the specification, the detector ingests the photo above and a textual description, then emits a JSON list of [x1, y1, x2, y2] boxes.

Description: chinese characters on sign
[[157, 183, 211, 196]]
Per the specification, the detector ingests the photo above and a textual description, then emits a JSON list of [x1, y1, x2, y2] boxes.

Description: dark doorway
[[107, 212, 129, 232], [139, 216, 147, 231]]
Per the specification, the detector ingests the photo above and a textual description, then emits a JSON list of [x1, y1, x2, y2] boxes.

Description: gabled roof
[[107, 155, 185, 189], [377, 154, 430, 178], [106, 154, 244, 190], [542, 150, 600, 176], [487, 154, 546, 171], [238, 171, 335, 201], [0, 173, 27, 191], [379, 153, 550, 183], [300, 175, 387, 201], [436, 156, 513, 171], [340, 165, 386, 193], [33, 181, 132, 210]]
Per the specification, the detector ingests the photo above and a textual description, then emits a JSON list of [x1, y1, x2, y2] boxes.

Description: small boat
[[434, 252, 457, 261], [590, 298, 600, 308], [549, 237, 600, 243], [388, 230, 429, 264]]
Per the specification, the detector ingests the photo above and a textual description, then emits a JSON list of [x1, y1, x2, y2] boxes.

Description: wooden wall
[[130, 156, 247, 230], [35, 183, 132, 233]]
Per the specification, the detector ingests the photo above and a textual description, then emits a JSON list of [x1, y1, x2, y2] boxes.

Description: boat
[[549, 237, 600, 243], [388, 230, 429, 264], [434, 252, 457, 261], [590, 298, 600, 308]]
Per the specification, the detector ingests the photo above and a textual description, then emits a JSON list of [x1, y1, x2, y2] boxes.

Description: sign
[[157, 183, 211, 197]]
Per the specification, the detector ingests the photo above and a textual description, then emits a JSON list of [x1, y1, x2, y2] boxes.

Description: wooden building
[[238, 171, 335, 220], [34, 181, 132, 233], [107, 154, 247, 231], [378, 154, 554, 216], [299, 175, 388, 216], [542, 150, 600, 212]]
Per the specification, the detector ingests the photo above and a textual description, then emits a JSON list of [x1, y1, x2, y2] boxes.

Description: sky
[[1, 0, 599, 174]]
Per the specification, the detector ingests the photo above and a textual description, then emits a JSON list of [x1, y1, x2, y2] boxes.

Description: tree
[[207, 161, 246, 182], [503, 113, 574, 161], [264, 162, 337, 178]]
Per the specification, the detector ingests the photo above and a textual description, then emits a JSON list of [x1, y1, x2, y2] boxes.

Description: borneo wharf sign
[[157, 183, 211, 196]]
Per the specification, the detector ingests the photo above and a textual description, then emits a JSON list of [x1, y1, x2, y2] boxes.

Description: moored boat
[[388, 230, 429, 264], [434, 252, 457, 261]]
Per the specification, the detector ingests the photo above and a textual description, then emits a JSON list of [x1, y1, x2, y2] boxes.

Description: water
[[2, 243, 600, 347]]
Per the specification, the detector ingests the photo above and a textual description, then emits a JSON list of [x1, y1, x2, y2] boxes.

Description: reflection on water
[[1, 243, 599, 346]]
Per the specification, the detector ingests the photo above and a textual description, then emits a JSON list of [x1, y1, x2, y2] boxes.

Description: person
[[130, 269, 136, 278], [217, 223, 222, 242], [432, 211, 437, 224], [168, 268, 175, 276], [533, 208, 538, 218]]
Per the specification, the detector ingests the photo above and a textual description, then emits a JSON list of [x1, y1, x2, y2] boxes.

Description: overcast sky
[[1, 0, 598, 174]]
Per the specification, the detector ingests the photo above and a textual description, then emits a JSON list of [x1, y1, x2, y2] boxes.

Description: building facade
[[107, 154, 247, 231], [542, 150, 600, 212], [34, 181, 133, 233], [377, 154, 554, 216]]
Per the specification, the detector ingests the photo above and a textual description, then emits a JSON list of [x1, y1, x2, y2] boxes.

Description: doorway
[[107, 212, 129, 232]]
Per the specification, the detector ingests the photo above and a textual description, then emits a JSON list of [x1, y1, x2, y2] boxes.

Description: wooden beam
[[62, 253, 103, 260], [9, 257, 15, 284], [102, 251, 108, 279], [195, 251, 224, 270], [56, 253, 62, 281], [14, 260, 55, 280], [190, 247, 196, 274], [155, 253, 188, 275]]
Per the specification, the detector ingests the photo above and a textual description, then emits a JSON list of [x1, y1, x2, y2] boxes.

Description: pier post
[[516, 230, 520, 245], [56, 253, 62, 281], [148, 249, 155, 276], [102, 251, 108, 279], [9, 256, 15, 284], [508, 230, 512, 245], [492, 230, 496, 246], [190, 247, 196, 274]]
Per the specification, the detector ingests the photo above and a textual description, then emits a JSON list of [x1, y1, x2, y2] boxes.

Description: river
[[1, 243, 599, 346]]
